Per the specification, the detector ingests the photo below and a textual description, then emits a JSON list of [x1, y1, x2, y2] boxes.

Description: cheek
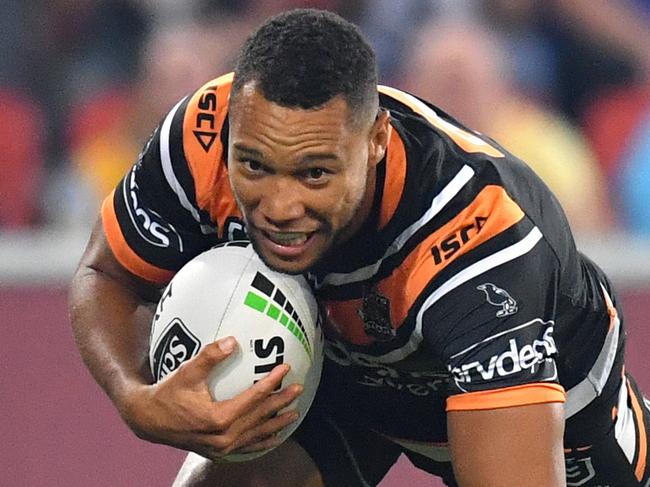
[[324, 173, 366, 219], [229, 173, 257, 209]]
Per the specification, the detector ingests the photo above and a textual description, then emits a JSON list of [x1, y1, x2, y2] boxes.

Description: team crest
[[477, 283, 518, 317], [565, 456, 596, 486], [359, 287, 395, 342]]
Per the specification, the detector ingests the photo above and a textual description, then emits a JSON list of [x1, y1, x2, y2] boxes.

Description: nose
[[257, 177, 306, 227]]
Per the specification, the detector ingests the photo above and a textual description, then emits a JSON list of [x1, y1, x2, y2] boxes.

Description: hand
[[119, 336, 304, 460]]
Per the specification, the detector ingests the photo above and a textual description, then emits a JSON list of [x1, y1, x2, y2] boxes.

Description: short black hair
[[231, 9, 378, 125]]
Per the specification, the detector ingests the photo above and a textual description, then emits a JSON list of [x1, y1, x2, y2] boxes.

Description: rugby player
[[69, 9, 650, 487]]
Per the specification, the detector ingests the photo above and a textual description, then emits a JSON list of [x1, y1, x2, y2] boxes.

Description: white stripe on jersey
[[379, 85, 498, 155], [160, 97, 202, 223], [449, 317, 554, 360], [319, 164, 475, 288], [355, 226, 544, 364], [564, 284, 621, 418], [613, 378, 637, 464]]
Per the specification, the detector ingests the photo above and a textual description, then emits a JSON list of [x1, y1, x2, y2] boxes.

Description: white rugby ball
[[149, 241, 323, 461]]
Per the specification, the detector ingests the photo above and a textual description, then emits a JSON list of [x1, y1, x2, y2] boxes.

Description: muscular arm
[[69, 218, 162, 430], [448, 402, 566, 487], [69, 219, 303, 457]]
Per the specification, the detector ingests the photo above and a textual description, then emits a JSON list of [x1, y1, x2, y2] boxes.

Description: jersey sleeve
[[102, 74, 237, 284], [101, 86, 227, 284], [420, 225, 566, 412]]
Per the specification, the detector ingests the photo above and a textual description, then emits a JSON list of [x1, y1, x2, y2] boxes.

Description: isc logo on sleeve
[[193, 86, 218, 152]]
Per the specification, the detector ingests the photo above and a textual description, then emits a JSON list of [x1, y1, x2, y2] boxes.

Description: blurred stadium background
[[2, 1, 649, 485]]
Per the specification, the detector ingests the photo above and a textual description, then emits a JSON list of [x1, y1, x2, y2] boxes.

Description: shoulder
[[158, 73, 234, 210], [378, 84, 505, 160], [176, 72, 233, 167]]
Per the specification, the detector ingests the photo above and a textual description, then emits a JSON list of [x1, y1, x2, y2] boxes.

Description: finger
[[235, 435, 283, 454], [182, 337, 238, 382], [187, 364, 294, 435], [199, 411, 298, 459], [214, 363, 294, 421], [202, 366, 296, 434], [233, 410, 300, 451], [249, 383, 304, 423], [215, 382, 302, 441]]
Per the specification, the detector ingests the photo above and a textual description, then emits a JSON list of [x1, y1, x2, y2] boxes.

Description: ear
[[368, 109, 390, 167]]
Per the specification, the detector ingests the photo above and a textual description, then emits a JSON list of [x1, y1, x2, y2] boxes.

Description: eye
[[307, 168, 325, 180], [303, 167, 331, 183], [240, 159, 263, 173]]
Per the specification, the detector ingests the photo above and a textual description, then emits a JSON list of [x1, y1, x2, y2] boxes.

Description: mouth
[[256, 228, 319, 259], [265, 230, 313, 246]]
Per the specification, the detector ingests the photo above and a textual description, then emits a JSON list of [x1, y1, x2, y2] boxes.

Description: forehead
[[228, 83, 359, 147]]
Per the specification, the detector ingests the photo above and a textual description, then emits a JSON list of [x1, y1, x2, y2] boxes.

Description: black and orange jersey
[[102, 74, 623, 446]]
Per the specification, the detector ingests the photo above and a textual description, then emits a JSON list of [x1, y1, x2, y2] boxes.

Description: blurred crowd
[[1, 0, 649, 237]]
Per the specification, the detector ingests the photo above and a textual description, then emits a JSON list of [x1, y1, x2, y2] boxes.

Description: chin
[[264, 260, 311, 275], [249, 236, 317, 275]]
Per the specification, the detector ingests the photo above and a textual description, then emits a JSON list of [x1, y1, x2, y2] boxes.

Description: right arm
[[69, 220, 303, 459], [69, 80, 303, 458]]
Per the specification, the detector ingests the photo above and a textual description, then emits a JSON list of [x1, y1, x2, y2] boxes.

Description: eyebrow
[[298, 152, 339, 164], [233, 143, 265, 160], [232, 143, 339, 165]]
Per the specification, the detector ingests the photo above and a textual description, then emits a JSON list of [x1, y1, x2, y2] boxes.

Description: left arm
[[448, 402, 566, 487]]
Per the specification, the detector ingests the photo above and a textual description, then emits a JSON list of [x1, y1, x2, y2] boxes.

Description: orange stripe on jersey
[[628, 378, 648, 481], [378, 85, 504, 158], [564, 445, 593, 453], [378, 124, 406, 229], [379, 185, 524, 331], [446, 383, 566, 411], [101, 191, 174, 284], [182, 73, 241, 236], [600, 284, 619, 332], [322, 185, 524, 345]]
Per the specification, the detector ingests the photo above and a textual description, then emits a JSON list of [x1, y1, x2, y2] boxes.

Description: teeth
[[267, 231, 309, 246]]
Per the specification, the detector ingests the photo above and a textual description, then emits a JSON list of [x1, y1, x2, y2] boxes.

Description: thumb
[[185, 336, 238, 380]]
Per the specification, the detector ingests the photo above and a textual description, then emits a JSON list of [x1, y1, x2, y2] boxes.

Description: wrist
[[114, 381, 155, 439]]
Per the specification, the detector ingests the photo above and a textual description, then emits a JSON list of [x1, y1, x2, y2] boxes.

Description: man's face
[[228, 84, 387, 274]]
